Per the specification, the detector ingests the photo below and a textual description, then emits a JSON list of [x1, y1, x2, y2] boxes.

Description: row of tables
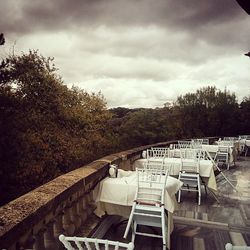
[[94, 169, 181, 249], [93, 139, 243, 247]]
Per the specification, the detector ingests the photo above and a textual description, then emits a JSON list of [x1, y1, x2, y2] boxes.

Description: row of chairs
[[223, 135, 250, 156], [239, 135, 250, 140], [218, 140, 235, 147], [58, 235, 250, 249], [60, 167, 169, 249], [58, 160, 247, 249], [59, 235, 134, 249], [149, 143, 231, 170], [225, 135, 250, 140], [147, 147, 209, 160], [147, 146, 233, 204], [146, 149, 205, 205], [238, 135, 250, 156]]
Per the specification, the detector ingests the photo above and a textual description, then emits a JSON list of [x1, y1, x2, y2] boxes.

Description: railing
[[0, 140, 179, 250], [0, 138, 218, 249]]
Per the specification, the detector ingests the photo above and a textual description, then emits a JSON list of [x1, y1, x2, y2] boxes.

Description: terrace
[[0, 137, 250, 250]]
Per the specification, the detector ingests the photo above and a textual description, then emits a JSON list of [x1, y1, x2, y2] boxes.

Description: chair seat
[[178, 151, 202, 205], [179, 172, 199, 178], [135, 204, 163, 212], [136, 203, 161, 211]]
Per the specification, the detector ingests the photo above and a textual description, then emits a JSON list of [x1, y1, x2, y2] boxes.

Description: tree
[[175, 86, 239, 137], [0, 50, 111, 205], [0, 33, 4, 45], [239, 96, 250, 133]]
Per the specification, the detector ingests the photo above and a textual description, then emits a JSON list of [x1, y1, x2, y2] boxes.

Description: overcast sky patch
[[0, 0, 249, 108]]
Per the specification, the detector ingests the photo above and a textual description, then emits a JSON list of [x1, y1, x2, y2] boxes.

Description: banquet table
[[133, 157, 217, 190], [94, 169, 183, 249], [201, 144, 236, 163]]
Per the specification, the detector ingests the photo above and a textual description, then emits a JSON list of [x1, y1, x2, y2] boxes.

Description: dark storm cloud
[[1, 0, 247, 58], [0, 0, 244, 34], [0, 0, 249, 108]]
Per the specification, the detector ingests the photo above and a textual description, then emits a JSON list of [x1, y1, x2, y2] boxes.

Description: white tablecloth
[[94, 170, 182, 249], [133, 158, 217, 190], [201, 144, 235, 163], [95, 170, 182, 213]]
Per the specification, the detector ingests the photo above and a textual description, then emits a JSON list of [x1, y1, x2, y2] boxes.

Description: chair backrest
[[151, 147, 168, 158], [180, 149, 200, 173], [239, 135, 250, 140], [218, 140, 234, 147], [146, 149, 154, 158], [59, 235, 135, 250], [182, 149, 197, 159], [225, 243, 250, 250], [135, 168, 168, 206], [191, 139, 203, 149], [202, 138, 209, 145], [192, 138, 203, 144], [218, 145, 230, 153], [168, 148, 181, 158], [143, 159, 164, 171], [178, 140, 192, 149], [170, 143, 180, 149], [224, 137, 235, 141]]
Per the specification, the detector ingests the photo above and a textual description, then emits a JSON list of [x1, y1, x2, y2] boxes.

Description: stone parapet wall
[[0, 137, 218, 249], [0, 140, 176, 249]]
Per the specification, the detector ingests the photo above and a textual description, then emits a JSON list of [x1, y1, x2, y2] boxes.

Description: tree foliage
[[0, 51, 111, 204]]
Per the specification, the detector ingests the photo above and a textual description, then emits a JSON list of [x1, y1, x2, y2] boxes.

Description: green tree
[[239, 96, 250, 133], [0, 50, 111, 205], [175, 86, 239, 137]]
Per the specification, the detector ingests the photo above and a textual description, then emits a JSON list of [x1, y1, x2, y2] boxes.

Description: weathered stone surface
[[0, 138, 217, 248]]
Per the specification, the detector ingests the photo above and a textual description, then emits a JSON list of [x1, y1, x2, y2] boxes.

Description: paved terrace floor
[[92, 156, 250, 250]]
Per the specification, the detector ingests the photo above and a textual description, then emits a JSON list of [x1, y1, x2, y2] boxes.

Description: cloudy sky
[[0, 0, 249, 108]]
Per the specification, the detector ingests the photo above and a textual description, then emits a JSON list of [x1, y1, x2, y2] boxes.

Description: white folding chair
[[178, 149, 202, 205], [225, 243, 250, 250], [215, 145, 230, 170], [224, 137, 235, 141], [151, 147, 168, 158], [123, 168, 169, 247], [169, 143, 180, 149], [218, 140, 234, 147], [239, 136, 249, 156], [202, 138, 209, 145], [191, 139, 203, 149], [239, 135, 249, 140], [178, 140, 192, 149], [59, 234, 134, 250], [146, 149, 154, 158], [143, 158, 165, 172], [192, 138, 203, 144]]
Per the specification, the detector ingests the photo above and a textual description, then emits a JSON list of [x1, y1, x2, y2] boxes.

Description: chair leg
[[123, 204, 136, 239], [132, 221, 137, 243], [197, 177, 201, 205], [161, 207, 166, 246], [201, 178, 207, 197], [178, 189, 181, 203]]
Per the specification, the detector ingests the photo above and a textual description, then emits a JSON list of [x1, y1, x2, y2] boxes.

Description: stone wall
[[0, 140, 176, 249]]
